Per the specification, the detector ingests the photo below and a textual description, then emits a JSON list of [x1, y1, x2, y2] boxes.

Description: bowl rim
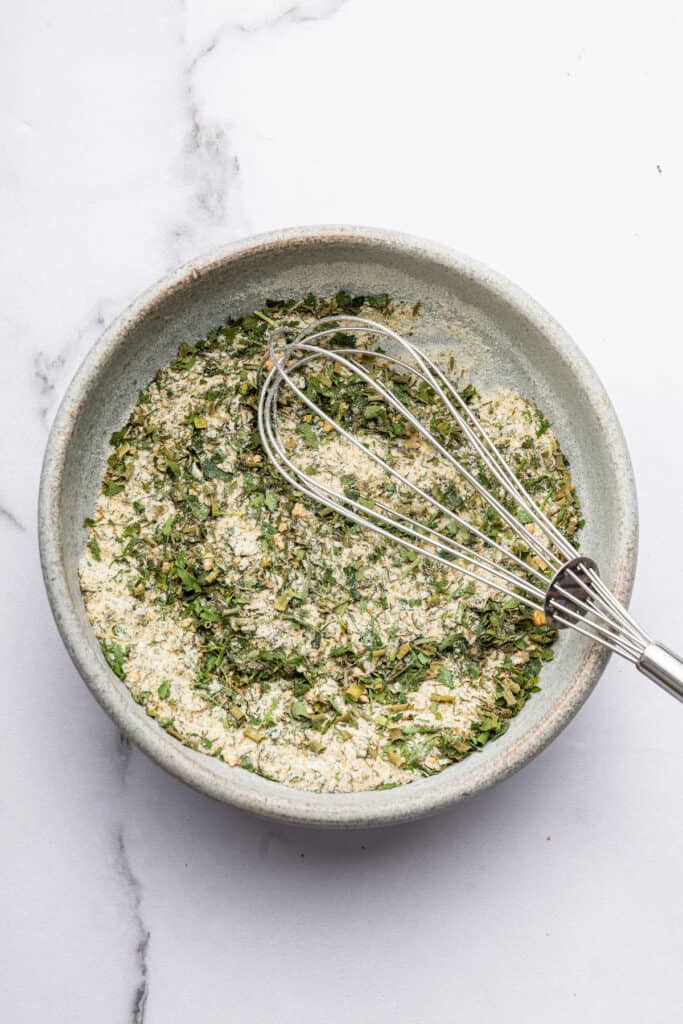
[[38, 224, 639, 827]]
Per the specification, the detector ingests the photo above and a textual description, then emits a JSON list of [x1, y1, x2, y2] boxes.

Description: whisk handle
[[637, 643, 683, 703]]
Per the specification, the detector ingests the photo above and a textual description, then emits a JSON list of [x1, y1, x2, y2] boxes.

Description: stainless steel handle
[[637, 643, 683, 703]]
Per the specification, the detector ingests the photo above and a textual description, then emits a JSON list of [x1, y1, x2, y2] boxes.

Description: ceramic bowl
[[39, 226, 638, 827]]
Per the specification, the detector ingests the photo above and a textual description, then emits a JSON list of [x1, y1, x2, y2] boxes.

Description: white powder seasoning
[[79, 294, 583, 793]]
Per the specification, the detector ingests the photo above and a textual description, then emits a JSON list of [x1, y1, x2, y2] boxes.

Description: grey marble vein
[[0, 501, 26, 532], [33, 351, 66, 421], [184, 76, 231, 224], [118, 731, 132, 778], [34, 304, 107, 421], [115, 825, 150, 1024], [166, 35, 243, 263], [112, 729, 148, 1019], [167, 0, 349, 263], [196, 0, 350, 52], [235, 0, 350, 33]]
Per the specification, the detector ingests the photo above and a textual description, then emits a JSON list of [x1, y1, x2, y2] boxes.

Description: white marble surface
[[3, 2, 683, 1020]]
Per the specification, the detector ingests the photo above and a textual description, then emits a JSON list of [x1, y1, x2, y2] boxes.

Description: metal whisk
[[257, 315, 683, 702]]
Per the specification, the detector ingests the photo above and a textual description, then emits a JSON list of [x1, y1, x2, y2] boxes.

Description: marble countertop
[[3, 2, 683, 1021]]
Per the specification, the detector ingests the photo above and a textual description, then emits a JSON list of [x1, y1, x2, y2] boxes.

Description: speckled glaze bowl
[[39, 226, 638, 827]]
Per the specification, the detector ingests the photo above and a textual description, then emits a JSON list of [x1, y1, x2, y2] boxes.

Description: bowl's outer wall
[[39, 227, 638, 827]]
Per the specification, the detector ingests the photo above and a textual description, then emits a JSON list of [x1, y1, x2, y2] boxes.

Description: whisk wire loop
[[257, 315, 680, 690]]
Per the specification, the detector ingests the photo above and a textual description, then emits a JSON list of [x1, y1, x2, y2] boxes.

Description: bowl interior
[[42, 229, 637, 826]]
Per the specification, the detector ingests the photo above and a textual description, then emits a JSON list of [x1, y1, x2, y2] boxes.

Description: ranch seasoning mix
[[79, 293, 582, 792]]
